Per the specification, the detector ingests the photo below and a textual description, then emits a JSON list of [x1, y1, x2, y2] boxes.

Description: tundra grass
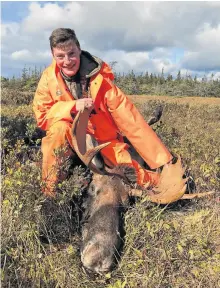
[[1, 96, 220, 288]]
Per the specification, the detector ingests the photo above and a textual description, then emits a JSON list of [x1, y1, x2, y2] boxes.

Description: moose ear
[[88, 183, 96, 196]]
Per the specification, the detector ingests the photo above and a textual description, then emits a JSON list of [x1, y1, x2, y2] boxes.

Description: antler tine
[[71, 110, 111, 173], [130, 183, 187, 204], [181, 191, 215, 200]]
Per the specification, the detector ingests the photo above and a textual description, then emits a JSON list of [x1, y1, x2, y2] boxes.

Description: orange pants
[[41, 121, 160, 197]]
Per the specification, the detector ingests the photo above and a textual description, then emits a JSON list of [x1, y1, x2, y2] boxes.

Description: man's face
[[52, 41, 81, 77]]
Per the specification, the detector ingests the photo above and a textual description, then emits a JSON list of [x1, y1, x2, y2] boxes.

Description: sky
[[1, 1, 220, 80]]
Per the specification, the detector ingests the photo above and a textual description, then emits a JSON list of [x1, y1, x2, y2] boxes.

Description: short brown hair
[[49, 28, 81, 50]]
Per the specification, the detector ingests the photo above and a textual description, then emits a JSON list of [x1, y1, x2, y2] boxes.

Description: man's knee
[[47, 121, 71, 138], [41, 121, 72, 155]]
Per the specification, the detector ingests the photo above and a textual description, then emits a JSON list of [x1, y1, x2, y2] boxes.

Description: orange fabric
[[104, 83, 172, 168], [33, 57, 172, 195], [33, 60, 77, 131], [41, 121, 74, 197], [99, 140, 160, 186]]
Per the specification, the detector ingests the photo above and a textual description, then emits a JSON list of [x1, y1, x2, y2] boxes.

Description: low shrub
[[1, 96, 220, 287]]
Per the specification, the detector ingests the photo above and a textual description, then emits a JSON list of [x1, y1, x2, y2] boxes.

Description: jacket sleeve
[[105, 81, 173, 169], [33, 70, 76, 131]]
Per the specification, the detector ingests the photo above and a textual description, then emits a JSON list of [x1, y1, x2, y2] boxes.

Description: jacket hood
[[79, 50, 101, 78], [80, 50, 114, 81]]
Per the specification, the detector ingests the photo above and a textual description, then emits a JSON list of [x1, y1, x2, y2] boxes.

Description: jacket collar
[[79, 50, 103, 78]]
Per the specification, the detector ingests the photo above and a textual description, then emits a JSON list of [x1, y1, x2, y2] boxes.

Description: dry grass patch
[[1, 96, 220, 288]]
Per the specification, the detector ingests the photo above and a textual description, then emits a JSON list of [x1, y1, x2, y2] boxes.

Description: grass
[[1, 95, 220, 288]]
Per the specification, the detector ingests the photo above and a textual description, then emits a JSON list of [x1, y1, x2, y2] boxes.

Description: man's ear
[[51, 48, 55, 58]]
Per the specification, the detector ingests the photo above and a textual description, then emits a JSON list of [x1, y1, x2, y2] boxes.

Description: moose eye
[[89, 183, 101, 196], [89, 183, 96, 194]]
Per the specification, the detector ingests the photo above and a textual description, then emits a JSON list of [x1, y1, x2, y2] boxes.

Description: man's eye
[[57, 56, 64, 59]]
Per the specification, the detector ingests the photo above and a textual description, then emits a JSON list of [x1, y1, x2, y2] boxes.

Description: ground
[[1, 95, 220, 288]]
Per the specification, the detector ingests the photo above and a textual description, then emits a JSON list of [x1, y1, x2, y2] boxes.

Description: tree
[[109, 61, 118, 72], [21, 66, 28, 81], [144, 71, 149, 83], [202, 75, 208, 83], [160, 67, 165, 84], [167, 74, 173, 82], [176, 70, 182, 82]]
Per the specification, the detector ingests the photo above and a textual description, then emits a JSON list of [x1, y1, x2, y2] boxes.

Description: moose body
[[81, 174, 128, 274]]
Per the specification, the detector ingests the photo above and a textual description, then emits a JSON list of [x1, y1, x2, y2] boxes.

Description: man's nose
[[64, 56, 71, 63]]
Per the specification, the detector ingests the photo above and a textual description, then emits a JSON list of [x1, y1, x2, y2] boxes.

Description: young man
[[33, 28, 173, 197]]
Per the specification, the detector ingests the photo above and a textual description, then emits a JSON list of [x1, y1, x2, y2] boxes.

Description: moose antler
[[70, 110, 137, 180], [149, 157, 188, 204], [70, 109, 111, 174], [70, 110, 215, 204], [130, 157, 188, 204]]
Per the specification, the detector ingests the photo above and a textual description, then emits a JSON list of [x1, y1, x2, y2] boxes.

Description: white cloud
[[181, 23, 220, 71], [210, 72, 220, 80], [11, 49, 32, 60], [21, 2, 84, 34], [11, 49, 51, 62], [1, 22, 20, 37], [1, 1, 220, 78]]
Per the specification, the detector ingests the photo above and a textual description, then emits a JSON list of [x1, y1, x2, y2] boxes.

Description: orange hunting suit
[[33, 52, 172, 196]]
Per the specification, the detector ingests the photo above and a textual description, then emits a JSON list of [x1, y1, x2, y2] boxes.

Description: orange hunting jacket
[[33, 51, 172, 169]]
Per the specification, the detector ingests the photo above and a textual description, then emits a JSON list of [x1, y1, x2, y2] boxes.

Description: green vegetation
[[115, 70, 220, 97], [1, 73, 220, 287], [1, 65, 220, 104]]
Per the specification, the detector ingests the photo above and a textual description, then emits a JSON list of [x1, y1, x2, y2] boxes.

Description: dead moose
[[69, 107, 214, 275]]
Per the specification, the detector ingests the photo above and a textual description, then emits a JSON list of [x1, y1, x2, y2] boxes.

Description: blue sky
[[1, 1, 220, 79], [1, 1, 29, 22], [1, 1, 63, 21]]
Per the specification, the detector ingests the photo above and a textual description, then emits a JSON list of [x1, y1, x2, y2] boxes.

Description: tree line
[[1, 65, 220, 98]]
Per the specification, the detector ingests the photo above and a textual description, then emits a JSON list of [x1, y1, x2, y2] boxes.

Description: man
[[33, 28, 173, 197]]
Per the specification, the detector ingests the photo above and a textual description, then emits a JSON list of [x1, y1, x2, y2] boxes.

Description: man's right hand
[[75, 98, 94, 112]]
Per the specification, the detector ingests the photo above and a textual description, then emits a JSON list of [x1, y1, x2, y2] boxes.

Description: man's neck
[[61, 69, 80, 82]]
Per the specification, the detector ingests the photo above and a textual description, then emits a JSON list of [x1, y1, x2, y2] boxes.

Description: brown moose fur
[[81, 174, 128, 274]]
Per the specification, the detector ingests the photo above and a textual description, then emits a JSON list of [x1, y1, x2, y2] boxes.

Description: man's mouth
[[65, 64, 75, 69]]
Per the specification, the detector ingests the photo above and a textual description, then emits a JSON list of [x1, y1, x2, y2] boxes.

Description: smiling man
[[33, 28, 173, 197]]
